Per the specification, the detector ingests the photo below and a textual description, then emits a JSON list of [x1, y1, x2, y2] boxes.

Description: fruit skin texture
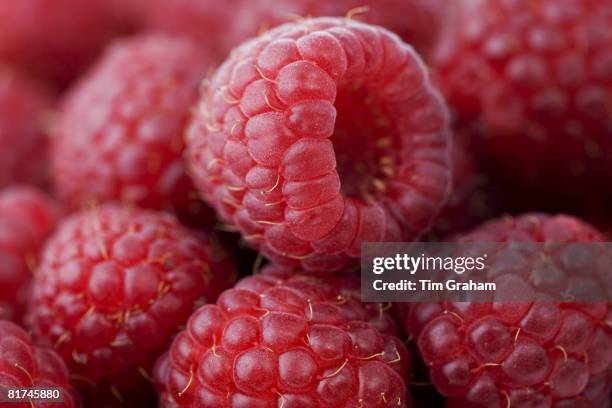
[[132, 0, 450, 60], [0, 186, 58, 322], [0, 0, 121, 88], [433, 0, 612, 198], [0, 320, 80, 408], [26, 204, 236, 397], [235, 0, 451, 58], [51, 33, 210, 212], [186, 17, 451, 273], [0, 66, 53, 189], [398, 214, 611, 407], [154, 266, 413, 407]]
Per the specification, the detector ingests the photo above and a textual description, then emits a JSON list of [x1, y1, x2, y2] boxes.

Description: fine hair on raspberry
[[234, 0, 451, 58], [26, 204, 236, 400], [52, 33, 211, 212], [398, 214, 612, 407], [154, 268, 413, 407], [0, 319, 80, 407], [186, 17, 452, 273]]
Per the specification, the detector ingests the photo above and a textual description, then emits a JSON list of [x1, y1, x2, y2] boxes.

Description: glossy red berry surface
[[0, 320, 79, 408], [0, 186, 58, 322], [0, 0, 121, 88], [433, 0, 612, 197], [134, 0, 450, 61], [186, 17, 452, 272], [0, 66, 52, 189], [154, 267, 412, 407], [26, 204, 236, 398], [52, 33, 210, 212], [399, 214, 611, 407], [235, 0, 452, 57]]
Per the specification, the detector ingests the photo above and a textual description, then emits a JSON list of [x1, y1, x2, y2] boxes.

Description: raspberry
[[140, 0, 451, 59], [138, 0, 247, 60], [428, 140, 499, 237], [433, 0, 612, 199], [235, 0, 452, 58], [154, 267, 413, 407], [26, 204, 236, 400], [0, 186, 58, 322], [186, 17, 452, 272], [51, 33, 210, 212], [398, 214, 612, 407], [0, 320, 79, 408], [0, 0, 122, 88], [0, 66, 53, 189]]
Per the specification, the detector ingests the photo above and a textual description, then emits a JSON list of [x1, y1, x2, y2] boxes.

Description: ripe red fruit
[[154, 267, 413, 407], [433, 0, 612, 198], [0, 0, 122, 88], [428, 140, 499, 237], [398, 214, 612, 407], [186, 17, 452, 272], [138, 0, 451, 60], [51, 33, 210, 212], [0, 66, 53, 189], [137, 0, 248, 60], [0, 186, 58, 322], [235, 0, 452, 57], [26, 204, 236, 399], [0, 320, 80, 408]]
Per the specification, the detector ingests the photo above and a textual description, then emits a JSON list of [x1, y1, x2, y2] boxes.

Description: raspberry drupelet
[[433, 0, 612, 199], [0, 186, 58, 322], [154, 267, 413, 407], [51, 33, 210, 212], [0, 320, 80, 408], [186, 17, 452, 272], [398, 214, 612, 407], [140, 0, 451, 60], [0, 66, 53, 189], [235, 0, 452, 58], [25, 204, 236, 399]]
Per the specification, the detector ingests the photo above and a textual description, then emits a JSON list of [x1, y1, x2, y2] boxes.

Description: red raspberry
[[398, 214, 612, 407], [154, 267, 412, 407], [139, 0, 451, 60], [433, 0, 612, 198], [428, 140, 499, 237], [186, 17, 452, 272], [0, 186, 58, 322], [138, 0, 248, 60], [0, 66, 53, 189], [235, 0, 452, 58], [0, 0, 122, 88], [26, 204, 236, 400], [0, 320, 80, 408], [51, 33, 210, 212]]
